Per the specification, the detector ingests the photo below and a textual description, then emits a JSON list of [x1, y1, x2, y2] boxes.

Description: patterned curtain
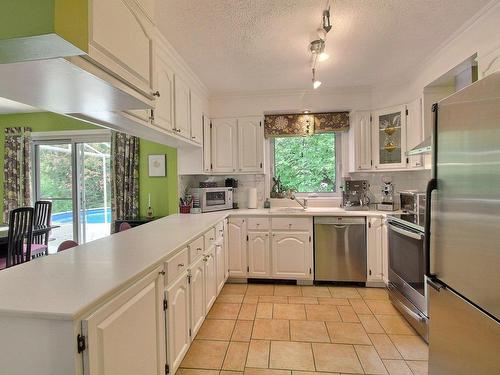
[[264, 112, 350, 138], [3, 127, 32, 223], [110, 131, 139, 232]]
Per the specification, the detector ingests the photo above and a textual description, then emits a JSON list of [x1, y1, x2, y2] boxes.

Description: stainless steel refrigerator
[[425, 70, 500, 374]]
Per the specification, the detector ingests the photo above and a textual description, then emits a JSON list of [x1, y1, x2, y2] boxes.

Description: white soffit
[[156, 0, 492, 94], [0, 97, 39, 114]]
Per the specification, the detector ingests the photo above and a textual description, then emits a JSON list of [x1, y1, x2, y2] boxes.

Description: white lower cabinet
[[189, 256, 205, 338], [223, 219, 229, 281], [271, 232, 312, 280], [82, 267, 165, 375], [204, 245, 217, 312], [165, 272, 190, 375], [215, 241, 226, 293], [367, 217, 384, 283], [247, 232, 271, 277], [228, 218, 247, 277]]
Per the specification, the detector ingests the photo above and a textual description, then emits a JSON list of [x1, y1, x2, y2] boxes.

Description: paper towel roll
[[247, 187, 258, 209]]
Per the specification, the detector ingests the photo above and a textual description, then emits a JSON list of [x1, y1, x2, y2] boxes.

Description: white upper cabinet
[[152, 49, 175, 131], [238, 117, 264, 172], [83, 268, 165, 375], [211, 119, 238, 173], [247, 232, 271, 277], [349, 111, 372, 171], [89, 0, 154, 95], [190, 91, 204, 144], [406, 98, 424, 169], [372, 105, 407, 170], [174, 75, 191, 138]]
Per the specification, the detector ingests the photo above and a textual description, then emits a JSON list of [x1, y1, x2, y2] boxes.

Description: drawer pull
[[210, 237, 214, 241], [178, 263, 184, 267], [196, 247, 202, 251]]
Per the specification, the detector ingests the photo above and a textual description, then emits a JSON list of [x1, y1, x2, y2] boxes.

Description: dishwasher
[[314, 217, 367, 282]]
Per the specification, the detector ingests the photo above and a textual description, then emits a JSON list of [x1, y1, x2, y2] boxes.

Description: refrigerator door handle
[[425, 178, 437, 277], [427, 277, 443, 292]]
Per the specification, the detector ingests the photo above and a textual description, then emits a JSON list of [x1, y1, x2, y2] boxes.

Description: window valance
[[264, 112, 349, 138]]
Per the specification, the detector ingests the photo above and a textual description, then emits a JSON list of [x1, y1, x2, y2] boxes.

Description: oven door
[[388, 221, 427, 315]]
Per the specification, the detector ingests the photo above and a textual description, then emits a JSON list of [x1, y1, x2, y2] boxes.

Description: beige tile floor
[[178, 284, 428, 375]]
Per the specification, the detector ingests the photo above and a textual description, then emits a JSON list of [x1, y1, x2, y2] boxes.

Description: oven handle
[[388, 283, 426, 322], [388, 222, 423, 240]]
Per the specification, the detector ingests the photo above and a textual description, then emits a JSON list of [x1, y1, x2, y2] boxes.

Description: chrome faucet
[[290, 195, 308, 209]]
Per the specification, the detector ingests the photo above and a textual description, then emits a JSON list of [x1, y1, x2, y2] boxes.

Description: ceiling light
[[312, 68, 322, 89], [318, 52, 329, 62], [323, 8, 332, 34]]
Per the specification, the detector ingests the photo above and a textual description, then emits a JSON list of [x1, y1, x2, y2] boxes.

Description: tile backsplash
[[348, 170, 431, 204], [179, 170, 431, 209], [179, 174, 266, 208]]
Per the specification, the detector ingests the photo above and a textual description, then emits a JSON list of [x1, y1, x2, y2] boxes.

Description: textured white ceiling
[[156, 0, 490, 94]]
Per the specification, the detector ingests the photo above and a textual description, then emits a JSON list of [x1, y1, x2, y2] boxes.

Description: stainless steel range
[[387, 213, 428, 341]]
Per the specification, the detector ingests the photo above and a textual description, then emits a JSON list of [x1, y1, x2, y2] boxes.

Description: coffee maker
[[342, 180, 370, 211], [377, 180, 398, 211]]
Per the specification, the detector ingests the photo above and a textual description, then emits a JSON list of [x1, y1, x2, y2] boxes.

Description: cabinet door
[[211, 119, 238, 173], [238, 117, 263, 172], [166, 273, 190, 375], [215, 242, 225, 293], [406, 98, 424, 169], [228, 218, 247, 277], [224, 219, 229, 281], [174, 75, 191, 138], [153, 50, 175, 131], [203, 116, 212, 172], [190, 91, 203, 144], [90, 0, 153, 94], [189, 256, 205, 338], [248, 232, 270, 277], [367, 217, 383, 282], [372, 105, 407, 170], [353, 111, 372, 170], [204, 246, 217, 311], [272, 232, 311, 280], [82, 268, 165, 375]]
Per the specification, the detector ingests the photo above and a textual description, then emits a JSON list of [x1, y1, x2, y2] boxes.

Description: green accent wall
[[0, 112, 178, 218], [0, 0, 88, 61]]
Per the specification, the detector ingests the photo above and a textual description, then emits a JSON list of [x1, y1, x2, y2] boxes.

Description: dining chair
[[57, 240, 78, 252], [7, 207, 34, 268], [119, 222, 132, 232], [33, 200, 52, 256]]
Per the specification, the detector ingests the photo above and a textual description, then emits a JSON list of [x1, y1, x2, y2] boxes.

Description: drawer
[[188, 236, 205, 262], [215, 221, 224, 240], [247, 217, 270, 231], [204, 228, 216, 249], [271, 217, 311, 231], [166, 247, 189, 284]]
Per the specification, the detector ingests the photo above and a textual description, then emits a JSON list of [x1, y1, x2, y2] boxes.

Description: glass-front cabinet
[[372, 105, 407, 169]]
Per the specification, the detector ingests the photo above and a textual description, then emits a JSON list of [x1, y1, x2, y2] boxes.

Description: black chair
[[33, 200, 52, 255], [6, 207, 34, 268]]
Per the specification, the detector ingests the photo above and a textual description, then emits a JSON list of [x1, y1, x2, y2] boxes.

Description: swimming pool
[[52, 208, 111, 224]]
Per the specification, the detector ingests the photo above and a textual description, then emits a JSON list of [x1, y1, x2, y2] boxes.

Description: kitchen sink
[[270, 207, 306, 213]]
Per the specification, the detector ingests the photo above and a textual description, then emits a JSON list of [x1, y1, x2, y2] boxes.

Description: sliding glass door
[[33, 133, 111, 252]]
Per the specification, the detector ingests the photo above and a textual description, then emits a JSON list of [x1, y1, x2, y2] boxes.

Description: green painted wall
[[0, 112, 178, 218]]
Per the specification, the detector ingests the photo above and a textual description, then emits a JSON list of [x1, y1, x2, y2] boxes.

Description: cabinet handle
[[196, 247, 202, 252], [178, 263, 184, 267], [191, 136, 196, 139], [152, 90, 161, 97]]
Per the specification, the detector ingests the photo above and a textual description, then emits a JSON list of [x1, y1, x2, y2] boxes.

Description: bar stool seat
[[24, 243, 49, 257]]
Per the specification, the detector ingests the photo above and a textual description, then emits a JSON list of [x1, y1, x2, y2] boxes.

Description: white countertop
[[0, 207, 395, 321], [0, 212, 228, 320]]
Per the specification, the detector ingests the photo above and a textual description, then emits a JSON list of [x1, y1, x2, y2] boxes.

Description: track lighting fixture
[[308, 3, 333, 89], [312, 68, 322, 89]]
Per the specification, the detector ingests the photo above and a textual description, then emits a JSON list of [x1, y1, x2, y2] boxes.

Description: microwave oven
[[190, 187, 233, 212], [399, 190, 426, 215]]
